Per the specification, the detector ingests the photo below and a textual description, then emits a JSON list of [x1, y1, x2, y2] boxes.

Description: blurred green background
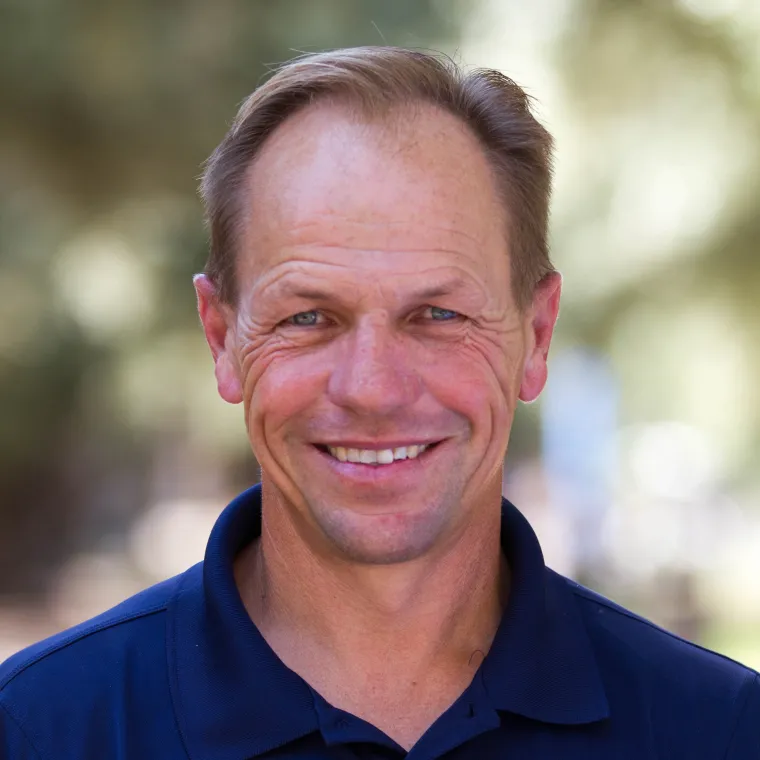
[[1, 0, 759, 666]]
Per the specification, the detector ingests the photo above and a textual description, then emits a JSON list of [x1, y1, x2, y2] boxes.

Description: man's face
[[197, 104, 560, 564]]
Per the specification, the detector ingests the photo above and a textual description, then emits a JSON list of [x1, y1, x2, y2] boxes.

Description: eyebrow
[[280, 278, 467, 303]]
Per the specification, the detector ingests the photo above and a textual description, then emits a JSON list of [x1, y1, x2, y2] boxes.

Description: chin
[[310, 497, 452, 565]]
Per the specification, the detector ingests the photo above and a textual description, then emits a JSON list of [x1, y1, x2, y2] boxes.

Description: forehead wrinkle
[[244, 230, 498, 287], [276, 244, 490, 262], [253, 260, 493, 311], [249, 257, 357, 297], [256, 196, 501, 257], [280, 217, 491, 253]]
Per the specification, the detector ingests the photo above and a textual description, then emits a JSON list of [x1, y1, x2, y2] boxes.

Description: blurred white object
[[129, 498, 221, 580], [541, 347, 618, 576], [628, 422, 719, 502]]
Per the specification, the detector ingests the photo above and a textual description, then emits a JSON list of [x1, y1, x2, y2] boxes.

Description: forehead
[[237, 102, 508, 285]]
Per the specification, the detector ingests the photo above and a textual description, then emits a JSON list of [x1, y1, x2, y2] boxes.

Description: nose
[[327, 315, 423, 416]]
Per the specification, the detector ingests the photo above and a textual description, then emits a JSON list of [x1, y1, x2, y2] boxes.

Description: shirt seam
[[568, 581, 760, 677], [167, 575, 195, 760], [722, 673, 759, 759], [0, 697, 45, 760], [0, 604, 167, 692]]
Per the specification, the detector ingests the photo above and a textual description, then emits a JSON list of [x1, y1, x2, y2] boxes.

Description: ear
[[194, 274, 243, 405], [519, 272, 562, 403]]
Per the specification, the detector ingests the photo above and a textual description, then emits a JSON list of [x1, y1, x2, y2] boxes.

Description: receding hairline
[[236, 97, 510, 239]]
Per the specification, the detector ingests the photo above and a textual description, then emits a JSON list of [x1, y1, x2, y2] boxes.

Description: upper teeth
[[327, 444, 429, 464]]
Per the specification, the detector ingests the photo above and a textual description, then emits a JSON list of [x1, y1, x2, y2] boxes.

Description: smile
[[321, 443, 436, 465]]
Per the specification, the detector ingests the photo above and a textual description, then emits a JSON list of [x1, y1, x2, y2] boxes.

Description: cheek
[[421, 337, 522, 426], [243, 344, 330, 436]]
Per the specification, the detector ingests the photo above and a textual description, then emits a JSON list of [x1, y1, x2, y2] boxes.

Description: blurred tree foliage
[[557, 0, 760, 340], [551, 0, 760, 474]]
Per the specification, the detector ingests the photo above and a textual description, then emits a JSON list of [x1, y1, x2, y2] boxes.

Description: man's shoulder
[[561, 571, 757, 684], [0, 563, 203, 713], [0, 566, 201, 758], [0, 567, 192, 693], [556, 570, 759, 754]]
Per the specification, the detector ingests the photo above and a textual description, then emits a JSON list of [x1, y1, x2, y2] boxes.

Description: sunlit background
[[1, 0, 759, 668]]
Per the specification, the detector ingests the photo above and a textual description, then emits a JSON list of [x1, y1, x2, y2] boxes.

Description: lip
[[315, 440, 443, 450], [312, 440, 444, 484]]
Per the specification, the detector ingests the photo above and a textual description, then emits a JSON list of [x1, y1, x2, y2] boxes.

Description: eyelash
[[282, 306, 462, 328]]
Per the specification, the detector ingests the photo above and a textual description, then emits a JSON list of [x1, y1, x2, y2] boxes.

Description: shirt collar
[[168, 484, 609, 760], [480, 497, 609, 723]]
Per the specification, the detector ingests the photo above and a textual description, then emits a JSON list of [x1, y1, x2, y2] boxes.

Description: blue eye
[[428, 306, 460, 321], [287, 310, 321, 326]]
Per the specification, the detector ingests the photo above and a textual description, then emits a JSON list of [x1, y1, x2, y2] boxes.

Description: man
[[0, 46, 758, 759]]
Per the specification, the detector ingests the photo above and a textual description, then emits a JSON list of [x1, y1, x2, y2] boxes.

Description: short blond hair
[[201, 46, 555, 309]]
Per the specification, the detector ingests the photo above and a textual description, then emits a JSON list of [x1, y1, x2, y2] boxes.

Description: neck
[[234, 485, 509, 682]]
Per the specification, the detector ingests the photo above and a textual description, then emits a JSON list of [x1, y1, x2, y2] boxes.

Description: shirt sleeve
[[725, 674, 760, 759], [0, 700, 43, 760]]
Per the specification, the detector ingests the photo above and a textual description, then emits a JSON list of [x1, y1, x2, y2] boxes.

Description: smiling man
[[1, 47, 758, 760]]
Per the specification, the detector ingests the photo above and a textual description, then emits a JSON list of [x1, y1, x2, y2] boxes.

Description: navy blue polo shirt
[[1, 484, 758, 759]]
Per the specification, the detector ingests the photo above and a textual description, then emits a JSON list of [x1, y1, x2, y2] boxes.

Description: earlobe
[[519, 361, 548, 403], [518, 272, 562, 404], [194, 274, 243, 405], [215, 354, 244, 405]]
